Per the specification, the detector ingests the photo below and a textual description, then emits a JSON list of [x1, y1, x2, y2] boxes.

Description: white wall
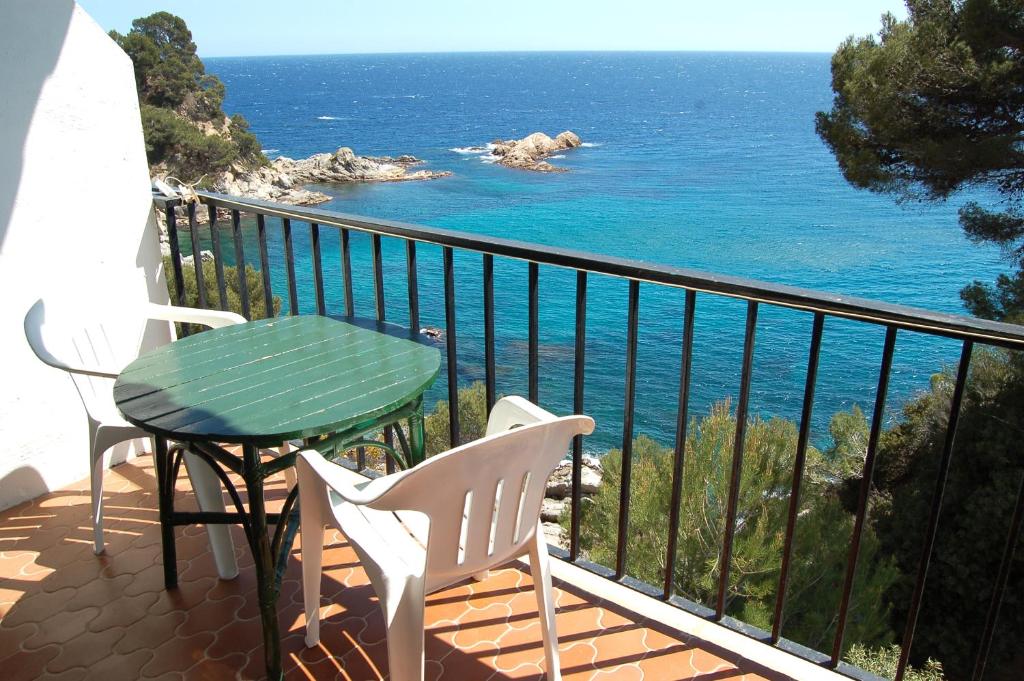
[[0, 1, 169, 510]]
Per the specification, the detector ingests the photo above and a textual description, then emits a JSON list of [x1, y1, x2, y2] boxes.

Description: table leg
[[243, 444, 284, 681], [153, 435, 178, 589], [407, 397, 426, 466]]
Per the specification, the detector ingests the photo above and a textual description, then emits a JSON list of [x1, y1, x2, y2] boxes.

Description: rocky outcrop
[[216, 165, 331, 206], [488, 131, 582, 172], [542, 455, 603, 549], [275, 147, 451, 184], [158, 146, 451, 234], [545, 455, 603, 499]]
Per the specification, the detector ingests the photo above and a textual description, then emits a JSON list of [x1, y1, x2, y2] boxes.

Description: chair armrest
[[62, 364, 121, 379], [145, 303, 246, 329], [485, 396, 557, 436], [296, 449, 409, 506]]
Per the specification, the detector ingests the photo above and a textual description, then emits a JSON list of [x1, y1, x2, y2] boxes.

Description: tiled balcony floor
[[0, 456, 795, 680]]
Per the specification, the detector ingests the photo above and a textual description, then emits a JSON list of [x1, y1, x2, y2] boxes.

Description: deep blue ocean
[[198, 52, 1007, 453]]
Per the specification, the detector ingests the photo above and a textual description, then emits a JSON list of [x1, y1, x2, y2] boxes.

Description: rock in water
[[419, 326, 444, 341], [485, 130, 584, 172], [274, 147, 452, 184]]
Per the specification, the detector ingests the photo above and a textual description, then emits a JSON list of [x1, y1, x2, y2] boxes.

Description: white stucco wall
[[0, 1, 168, 510]]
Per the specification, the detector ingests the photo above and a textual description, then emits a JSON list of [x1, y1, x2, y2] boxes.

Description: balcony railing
[[154, 191, 1024, 681]]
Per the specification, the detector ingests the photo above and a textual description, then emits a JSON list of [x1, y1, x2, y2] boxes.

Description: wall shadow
[[0, 0, 75, 249]]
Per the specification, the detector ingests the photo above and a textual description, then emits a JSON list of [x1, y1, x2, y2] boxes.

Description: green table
[[114, 315, 440, 680]]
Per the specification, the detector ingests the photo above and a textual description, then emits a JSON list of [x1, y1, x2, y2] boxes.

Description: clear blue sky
[[78, 0, 909, 58]]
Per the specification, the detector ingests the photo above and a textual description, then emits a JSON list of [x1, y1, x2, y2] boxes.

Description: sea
[[196, 52, 1008, 453]]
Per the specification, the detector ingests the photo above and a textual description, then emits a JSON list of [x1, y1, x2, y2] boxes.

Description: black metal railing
[[154, 191, 1024, 681]]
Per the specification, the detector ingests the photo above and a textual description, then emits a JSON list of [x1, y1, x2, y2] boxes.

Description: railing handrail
[[163, 191, 1024, 350]]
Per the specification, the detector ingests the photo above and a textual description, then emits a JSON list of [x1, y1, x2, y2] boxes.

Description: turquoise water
[[196, 52, 1007, 452]]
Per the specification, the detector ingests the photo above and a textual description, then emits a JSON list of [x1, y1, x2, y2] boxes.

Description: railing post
[[614, 279, 641, 580], [232, 209, 251, 320], [310, 222, 325, 316], [164, 204, 186, 308], [282, 218, 298, 315], [443, 247, 460, 448], [187, 202, 207, 310], [716, 300, 759, 619], [896, 341, 972, 680], [971, 469, 1024, 681], [831, 325, 898, 665], [528, 261, 539, 404], [664, 289, 696, 599], [483, 254, 496, 415], [209, 205, 229, 311], [772, 312, 824, 641], [406, 240, 419, 331], [372, 233, 385, 321], [569, 270, 588, 561], [340, 228, 354, 317], [256, 214, 274, 318]]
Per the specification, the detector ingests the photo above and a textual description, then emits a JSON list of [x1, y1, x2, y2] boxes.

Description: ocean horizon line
[[202, 48, 834, 61]]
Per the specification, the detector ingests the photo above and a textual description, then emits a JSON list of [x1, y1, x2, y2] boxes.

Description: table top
[[114, 315, 441, 447]]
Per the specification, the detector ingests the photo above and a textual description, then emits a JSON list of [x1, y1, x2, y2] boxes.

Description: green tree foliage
[[111, 12, 265, 180], [575, 402, 898, 653], [871, 350, 1024, 680], [818, 4, 1024, 678], [162, 254, 281, 324], [424, 382, 491, 456], [846, 644, 944, 681], [815, 0, 1024, 321], [110, 12, 204, 112], [141, 105, 239, 179]]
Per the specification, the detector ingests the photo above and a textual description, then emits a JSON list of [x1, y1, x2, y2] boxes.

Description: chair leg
[[300, 517, 325, 648], [298, 456, 327, 648], [276, 444, 298, 490], [529, 526, 561, 681], [382, 576, 427, 681], [182, 450, 239, 580], [88, 423, 112, 555]]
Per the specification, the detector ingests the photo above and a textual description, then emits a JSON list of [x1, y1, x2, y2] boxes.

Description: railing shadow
[[0, 456, 795, 680]]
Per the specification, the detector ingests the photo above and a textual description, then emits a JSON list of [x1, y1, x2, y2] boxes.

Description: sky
[[78, 0, 910, 58]]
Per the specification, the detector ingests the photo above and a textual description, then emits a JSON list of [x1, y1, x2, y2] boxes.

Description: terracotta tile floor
[[0, 456, 793, 680]]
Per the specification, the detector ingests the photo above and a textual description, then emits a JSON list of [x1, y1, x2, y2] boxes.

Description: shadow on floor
[[0, 457, 792, 680]]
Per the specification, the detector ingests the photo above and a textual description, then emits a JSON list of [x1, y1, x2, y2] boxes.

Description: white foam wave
[[549, 154, 566, 159], [316, 115, 340, 121], [450, 146, 487, 155], [261, 149, 280, 155], [580, 142, 601, 147]]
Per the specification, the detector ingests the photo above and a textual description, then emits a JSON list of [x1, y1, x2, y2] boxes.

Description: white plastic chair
[[297, 396, 595, 681], [23, 297, 244, 577]]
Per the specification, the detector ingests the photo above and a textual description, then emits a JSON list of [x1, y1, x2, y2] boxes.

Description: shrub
[[423, 381, 491, 456], [845, 644, 944, 681], [162, 254, 281, 325], [575, 401, 898, 652]]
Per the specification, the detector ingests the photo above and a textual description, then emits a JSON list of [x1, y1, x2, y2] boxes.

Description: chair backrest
[[23, 298, 173, 421], [368, 414, 594, 592]]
